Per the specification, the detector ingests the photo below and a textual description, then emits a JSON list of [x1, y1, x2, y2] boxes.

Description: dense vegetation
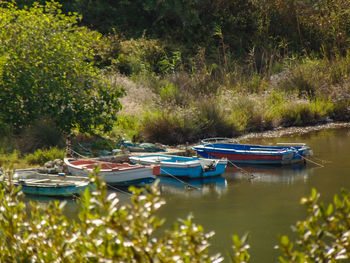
[[0, 2, 349, 261], [1, 0, 350, 151], [0, 169, 349, 262]]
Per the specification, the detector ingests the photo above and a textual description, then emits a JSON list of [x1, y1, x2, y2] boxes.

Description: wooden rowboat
[[64, 158, 160, 185], [11, 170, 90, 197], [129, 154, 227, 178], [192, 138, 312, 165]]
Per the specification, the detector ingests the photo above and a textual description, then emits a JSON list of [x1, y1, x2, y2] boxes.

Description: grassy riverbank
[[111, 54, 350, 145], [1, 0, 350, 156]]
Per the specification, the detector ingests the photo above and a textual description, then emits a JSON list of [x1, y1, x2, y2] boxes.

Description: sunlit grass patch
[[25, 147, 65, 166], [279, 99, 333, 126]]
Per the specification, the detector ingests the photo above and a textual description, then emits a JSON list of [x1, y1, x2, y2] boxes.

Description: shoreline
[[235, 121, 350, 142]]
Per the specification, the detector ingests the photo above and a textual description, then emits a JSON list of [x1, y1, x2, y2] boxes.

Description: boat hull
[[129, 154, 227, 178], [12, 170, 90, 197], [19, 183, 88, 197], [64, 158, 156, 185], [193, 143, 311, 165]]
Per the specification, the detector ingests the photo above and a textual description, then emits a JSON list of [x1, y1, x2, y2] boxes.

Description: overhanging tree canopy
[[0, 1, 123, 134]]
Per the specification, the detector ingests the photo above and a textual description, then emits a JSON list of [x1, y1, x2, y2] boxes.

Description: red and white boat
[[64, 158, 160, 185]]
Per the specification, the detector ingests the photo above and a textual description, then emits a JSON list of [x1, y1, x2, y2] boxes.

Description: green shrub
[[332, 100, 350, 121], [159, 82, 181, 104], [0, 150, 20, 166], [114, 37, 166, 75], [90, 138, 118, 151], [0, 169, 222, 262], [0, 170, 349, 262], [277, 188, 350, 262], [16, 119, 64, 154], [195, 97, 238, 138], [25, 147, 65, 165], [0, 2, 122, 134], [280, 99, 333, 126], [140, 109, 196, 145], [112, 114, 143, 142]]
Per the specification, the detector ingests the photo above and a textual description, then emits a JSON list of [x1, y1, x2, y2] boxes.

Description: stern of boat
[[152, 165, 161, 176]]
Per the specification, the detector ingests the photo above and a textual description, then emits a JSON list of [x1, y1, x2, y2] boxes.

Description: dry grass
[[108, 73, 157, 116]]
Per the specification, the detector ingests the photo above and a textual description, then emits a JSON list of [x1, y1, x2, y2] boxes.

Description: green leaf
[[326, 204, 333, 216], [280, 235, 289, 247]]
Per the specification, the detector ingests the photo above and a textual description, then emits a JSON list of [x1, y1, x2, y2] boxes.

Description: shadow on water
[[158, 175, 228, 197], [223, 163, 315, 185]]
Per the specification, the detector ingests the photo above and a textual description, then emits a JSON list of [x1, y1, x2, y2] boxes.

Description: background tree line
[[16, 0, 350, 68], [1, 0, 350, 152]]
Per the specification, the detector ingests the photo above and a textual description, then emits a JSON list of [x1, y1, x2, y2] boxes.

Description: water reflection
[[224, 164, 315, 184], [158, 176, 228, 197]]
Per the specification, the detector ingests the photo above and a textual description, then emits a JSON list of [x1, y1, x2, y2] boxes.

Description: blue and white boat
[[192, 138, 312, 165], [12, 170, 90, 197], [129, 154, 227, 178]]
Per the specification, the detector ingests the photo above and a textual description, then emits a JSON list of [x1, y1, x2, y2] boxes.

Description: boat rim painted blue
[[129, 154, 228, 178], [192, 141, 312, 165]]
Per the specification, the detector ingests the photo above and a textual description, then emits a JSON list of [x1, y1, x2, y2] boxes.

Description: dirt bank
[[236, 122, 350, 141]]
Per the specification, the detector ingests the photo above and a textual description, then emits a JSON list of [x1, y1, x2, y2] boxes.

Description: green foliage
[[141, 110, 196, 145], [277, 188, 350, 262], [0, 1, 123, 134], [159, 82, 181, 104], [195, 97, 238, 138], [158, 51, 183, 75], [113, 114, 142, 142], [90, 138, 117, 152], [279, 100, 333, 126], [113, 37, 166, 75], [230, 233, 251, 263], [25, 147, 65, 165], [0, 150, 20, 166], [0, 169, 349, 262], [17, 0, 350, 72], [16, 118, 64, 153], [0, 169, 222, 262]]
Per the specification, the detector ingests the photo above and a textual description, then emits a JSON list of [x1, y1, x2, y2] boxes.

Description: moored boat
[[64, 158, 160, 185], [129, 154, 227, 178], [11, 170, 90, 197], [192, 138, 312, 165]]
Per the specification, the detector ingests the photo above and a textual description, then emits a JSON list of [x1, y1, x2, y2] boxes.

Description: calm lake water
[[155, 127, 350, 262], [26, 127, 350, 262]]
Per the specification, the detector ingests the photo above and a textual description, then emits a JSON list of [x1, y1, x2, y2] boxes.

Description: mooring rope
[[72, 194, 81, 200], [69, 149, 88, 159], [297, 153, 324, 168], [228, 160, 256, 179], [309, 156, 331, 164], [106, 183, 133, 196], [160, 168, 201, 191]]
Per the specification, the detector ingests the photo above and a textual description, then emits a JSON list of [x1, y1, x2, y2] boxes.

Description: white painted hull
[[67, 166, 155, 184]]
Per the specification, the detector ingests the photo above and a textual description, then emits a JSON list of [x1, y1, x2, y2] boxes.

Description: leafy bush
[[0, 2, 123, 134], [0, 169, 223, 262], [0, 150, 20, 166], [277, 188, 350, 262], [25, 147, 65, 165], [114, 37, 166, 75], [159, 82, 181, 104], [195, 97, 238, 138], [280, 100, 333, 126], [141, 109, 196, 145], [0, 170, 349, 262], [113, 114, 143, 142], [16, 119, 64, 154]]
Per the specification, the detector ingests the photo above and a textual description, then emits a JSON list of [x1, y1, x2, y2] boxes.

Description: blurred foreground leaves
[[0, 168, 348, 262]]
